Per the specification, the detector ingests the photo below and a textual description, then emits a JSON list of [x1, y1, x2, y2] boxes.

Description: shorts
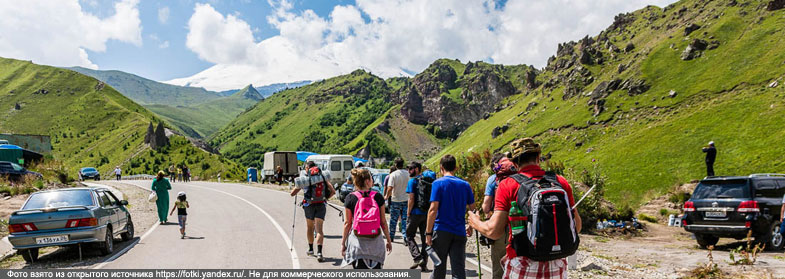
[[178, 215, 187, 228], [303, 203, 326, 220]]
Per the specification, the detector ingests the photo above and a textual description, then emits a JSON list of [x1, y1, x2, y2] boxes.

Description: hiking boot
[[316, 253, 324, 262], [306, 250, 314, 257]]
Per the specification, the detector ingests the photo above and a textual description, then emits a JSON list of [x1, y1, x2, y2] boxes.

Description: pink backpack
[[352, 191, 381, 237]]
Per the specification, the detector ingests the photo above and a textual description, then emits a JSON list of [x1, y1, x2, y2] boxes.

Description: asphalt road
[[92, 180, 489, 278]]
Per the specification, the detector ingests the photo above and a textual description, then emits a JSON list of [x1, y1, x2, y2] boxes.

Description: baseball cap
[[509, 137, 541, 158], [708, 141, 714, 145]]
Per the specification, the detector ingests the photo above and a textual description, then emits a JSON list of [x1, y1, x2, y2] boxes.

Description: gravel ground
[[0, 181, 158, 269]]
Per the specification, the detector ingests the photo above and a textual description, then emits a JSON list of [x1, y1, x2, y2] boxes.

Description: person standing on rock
[[426, 155, 475, 279], [386, 158, 410, 241], [468, 138, 581, 279], [482, 153, 506, 279], [152, 171, 172, 224], [702, 141, 717, 177]]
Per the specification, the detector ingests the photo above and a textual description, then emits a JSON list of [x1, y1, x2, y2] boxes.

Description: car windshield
[[692, 179, 750, 199], [82, 168, 96, 172], [23, 190, 94, 209]]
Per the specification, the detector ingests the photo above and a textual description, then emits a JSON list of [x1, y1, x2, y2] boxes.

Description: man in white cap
[[702, 141, 716, 177]]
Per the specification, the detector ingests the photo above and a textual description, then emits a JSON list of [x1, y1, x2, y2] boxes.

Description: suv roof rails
[[749, 173, 785, 178]]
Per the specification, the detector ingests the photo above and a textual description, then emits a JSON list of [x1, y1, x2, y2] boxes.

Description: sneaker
[[409, 259, 423, 269], [306, 250, 314, 257], [181, 234, 184, 239], [316, 253, 324, 262]]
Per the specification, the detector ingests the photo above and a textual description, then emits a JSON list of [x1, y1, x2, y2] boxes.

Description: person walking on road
[[290, 161, 336, 262], [183, 165, 191, 182], [482, 153, 506, 279], [405, 162, 434, 271], [468, 138, 582, 279], [341, 168, 392, 269], [114, 166, 122, 181], [152, 171, 172, 224], [385, 158, 409, 241], [702, 141, 717, 177], [170, 191, 190, 239], [177, 166, 184, 182], [426, 155, 475, 279], [169, 165, 177, 182]]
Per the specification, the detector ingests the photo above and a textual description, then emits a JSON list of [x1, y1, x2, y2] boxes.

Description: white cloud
[[158, 6, 170, 24], [170, 0, 676, 91], [0, 0, 142, 69], [159, 41, 169, 49]]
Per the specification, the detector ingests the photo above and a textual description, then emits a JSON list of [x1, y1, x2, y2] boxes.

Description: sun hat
[[509, 137, 541, 158]]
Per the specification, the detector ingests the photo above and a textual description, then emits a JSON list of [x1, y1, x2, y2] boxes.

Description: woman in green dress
[[152, 171, 172, 224]]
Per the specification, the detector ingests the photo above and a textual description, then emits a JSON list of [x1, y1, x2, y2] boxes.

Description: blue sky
[[0, 0, 677, 91]]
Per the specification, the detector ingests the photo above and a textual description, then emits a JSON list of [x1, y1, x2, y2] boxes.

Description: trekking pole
[[475, 229, 482, 279], [326, 202, 344, 222], [290, 194, 297, 251], [571, 184, 597, 210]]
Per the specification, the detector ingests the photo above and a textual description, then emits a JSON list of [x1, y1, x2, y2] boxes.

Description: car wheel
[[19, 248, 39, 263], [98, 226, 114, 256], [758, 221, 784, 251], [121, 218, 134, 242], [96, 176, 100, 181], [695, 233, 719, 249]]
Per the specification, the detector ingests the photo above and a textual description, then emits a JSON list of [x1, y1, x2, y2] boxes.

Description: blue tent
[[353, 157, 368, 163], [0, 144, 22, 150], [296, 151, 318, 162]]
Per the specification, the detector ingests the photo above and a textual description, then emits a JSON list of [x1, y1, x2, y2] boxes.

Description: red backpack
[[304, 167, 327, 204], [352, 191, 381, 237]]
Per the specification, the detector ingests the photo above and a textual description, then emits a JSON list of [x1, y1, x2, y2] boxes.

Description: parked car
[[0, 161, 42, 181], [78, 167, 101, 181], [7, 187, 135, 263], [682, 174, 785, 251], [338, 179, 384, 203]]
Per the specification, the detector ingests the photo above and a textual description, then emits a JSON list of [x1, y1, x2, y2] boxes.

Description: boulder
[[14, 103, 21, 110], [95, 82, 105, 91], [144, 122, 154, 144], [579, 261, 606, 272], [526, 101, 538, 111], [767, 0, 785, 11], [491, 124, 510, 139], [624, 42, 635, 52], [770, 80, 779, 88], [681, 39, 708, 60], [668, 90, 678, 98], [150, 122, 169, 149], [684, 23, 701, 36]]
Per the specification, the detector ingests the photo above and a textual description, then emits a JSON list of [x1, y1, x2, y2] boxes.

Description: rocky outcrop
[[681, 39, 708, 60], [399, 60, 517, 138], [491, 124, 509, 139], [144, 122, 154, 145], [148, 122, 169, 149]]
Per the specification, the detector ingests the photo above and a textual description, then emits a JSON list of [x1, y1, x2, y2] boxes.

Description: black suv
[[682, 174, 784, 250]]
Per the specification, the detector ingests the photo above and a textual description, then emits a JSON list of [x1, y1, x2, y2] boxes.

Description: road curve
[[92, 180, 486, 278]]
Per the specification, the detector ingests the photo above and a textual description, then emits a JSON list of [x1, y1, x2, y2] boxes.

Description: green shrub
[[669, 191, 691, 205], [638, 213, 658, 223]]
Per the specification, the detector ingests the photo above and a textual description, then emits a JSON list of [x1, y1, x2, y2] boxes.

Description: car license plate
[[36, 235, 69, 245], [705, 211, 726, 218]]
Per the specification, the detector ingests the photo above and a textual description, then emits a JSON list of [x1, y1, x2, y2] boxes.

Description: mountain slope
[[0, 57, 244, 180], [147, 85, 264, 138], [427, 0, 785, 208], [68, 66, 221, 106]]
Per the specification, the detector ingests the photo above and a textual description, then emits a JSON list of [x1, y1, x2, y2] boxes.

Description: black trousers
[[406, 214, 428, 266], [706, 161, 714, 177], [431, 230, 466, 279]]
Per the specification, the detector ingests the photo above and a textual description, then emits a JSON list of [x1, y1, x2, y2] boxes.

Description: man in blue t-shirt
[[426, 155, 475, 279], [405, 162, 433, 271]]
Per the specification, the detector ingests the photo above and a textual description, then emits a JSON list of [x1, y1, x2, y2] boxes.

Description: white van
[[303, 154, 354, 187]]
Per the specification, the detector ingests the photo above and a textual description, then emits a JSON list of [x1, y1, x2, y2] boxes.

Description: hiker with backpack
[[405, 162, 434, 271], [468, 138, 582, 279], [425, 155, 476, 279], [386, 158, 410, 240], [482, 153, 506, 279], [341, 168, 392, 269], [290, 161, 336, 262]]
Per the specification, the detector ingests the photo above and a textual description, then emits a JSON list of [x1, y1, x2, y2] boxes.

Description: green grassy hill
[[0, 57, 244, 180], [211, 70, 407, 168], [427, 0, 785, 208], [148, 85, 263, 138]]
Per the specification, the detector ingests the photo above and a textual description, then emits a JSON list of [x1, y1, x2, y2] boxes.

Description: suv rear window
[[23, 190, 95, 209], [692, 179, 750, 199]]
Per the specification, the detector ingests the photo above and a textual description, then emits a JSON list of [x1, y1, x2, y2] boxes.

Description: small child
[[169, 191, 189, 239]]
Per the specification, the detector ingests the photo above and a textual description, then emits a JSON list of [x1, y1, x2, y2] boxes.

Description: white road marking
[[226, 182, 493, 273], [189, 184, 301, 269], [91, 180, 160, 269]]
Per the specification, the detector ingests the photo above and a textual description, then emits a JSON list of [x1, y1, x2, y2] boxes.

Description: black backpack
[[414, 176, 434, 212], [508, 172, 580, 261]]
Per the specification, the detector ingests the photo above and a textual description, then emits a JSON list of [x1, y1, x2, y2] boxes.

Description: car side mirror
[[121, 200, 128, 206]]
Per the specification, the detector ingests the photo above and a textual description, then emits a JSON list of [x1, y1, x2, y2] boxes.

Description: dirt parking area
[[0, 181, 158, 269]]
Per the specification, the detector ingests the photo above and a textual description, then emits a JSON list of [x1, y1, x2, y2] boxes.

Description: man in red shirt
[[468, 138, 582, 279]]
